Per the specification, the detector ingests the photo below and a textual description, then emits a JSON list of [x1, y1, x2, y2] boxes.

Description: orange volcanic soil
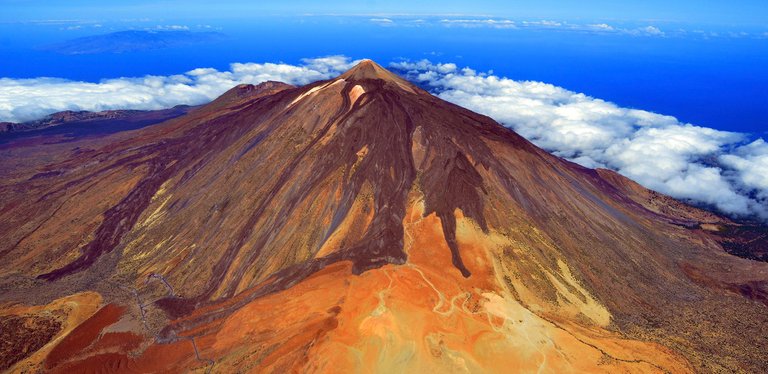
[[1, 60, 767, 373]]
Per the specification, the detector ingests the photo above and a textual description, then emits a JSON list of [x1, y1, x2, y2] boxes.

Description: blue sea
[[1, 16, 766, 135]]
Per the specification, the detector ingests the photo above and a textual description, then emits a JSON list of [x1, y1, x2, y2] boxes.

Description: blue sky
[[3, 0, 767, 26]]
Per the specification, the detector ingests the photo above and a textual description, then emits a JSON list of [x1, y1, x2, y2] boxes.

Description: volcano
[[1, 60, 766, 373]]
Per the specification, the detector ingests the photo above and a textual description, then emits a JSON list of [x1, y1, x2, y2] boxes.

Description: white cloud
[[522, 20, 563, 27], [1, 56, 765, 221], [575, 23, 666, 37], [439, 19, 517, 29], [326, 16, 759, 39], [153, 25, 190, 31], [586, 23, 615, 32], [720, 139, 768, 203], [369, 18, 394, 25], [391, 59, 767, 220], [435, 18, 667, 37], [632, 25, 665, 36]]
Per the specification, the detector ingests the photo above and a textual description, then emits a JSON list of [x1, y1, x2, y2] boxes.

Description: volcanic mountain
[[1, 60, 767, 373]]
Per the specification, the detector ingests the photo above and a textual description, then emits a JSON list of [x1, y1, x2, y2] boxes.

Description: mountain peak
[[3, 54, 768, 374], [338, 59, 410, 85]]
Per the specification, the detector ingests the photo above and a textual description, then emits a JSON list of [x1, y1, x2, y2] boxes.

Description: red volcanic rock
[[0, 61, 766, 373]]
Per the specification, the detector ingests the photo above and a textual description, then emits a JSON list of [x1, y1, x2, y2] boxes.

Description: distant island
[[41, 30, 226, 55]]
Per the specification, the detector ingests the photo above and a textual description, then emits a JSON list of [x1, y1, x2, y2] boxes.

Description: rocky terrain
[[0, 60, 766, 373]]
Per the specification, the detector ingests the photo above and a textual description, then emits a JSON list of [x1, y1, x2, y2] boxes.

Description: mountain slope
[[1, 60, 766, 373]]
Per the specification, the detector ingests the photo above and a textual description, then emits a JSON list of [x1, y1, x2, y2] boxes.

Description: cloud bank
[[439, 19, 518, 29], [391, 60, 767, 221], [365, 16, 768, 39], [0, 56, 765, 221]]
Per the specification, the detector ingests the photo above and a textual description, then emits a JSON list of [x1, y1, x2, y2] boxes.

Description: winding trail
[[146, 273, 175, 296], [190, 337, 215, 374], [118, 275, 215, 373]]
